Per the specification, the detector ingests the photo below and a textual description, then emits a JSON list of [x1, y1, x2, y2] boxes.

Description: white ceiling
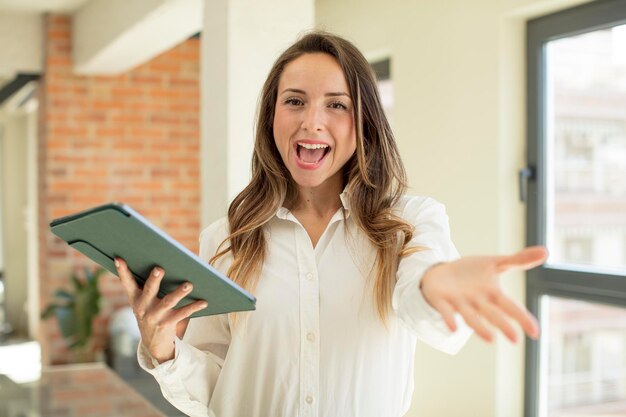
[[0, 0, 90, 13]]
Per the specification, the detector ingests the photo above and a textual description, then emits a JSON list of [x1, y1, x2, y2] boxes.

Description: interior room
[[0, 0, 624, 416]]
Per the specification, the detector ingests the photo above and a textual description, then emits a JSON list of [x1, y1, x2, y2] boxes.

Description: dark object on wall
[[0, 73, 40, 106]]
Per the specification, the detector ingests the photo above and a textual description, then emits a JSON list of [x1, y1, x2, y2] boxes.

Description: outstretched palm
[[420, 246, 549, 343]]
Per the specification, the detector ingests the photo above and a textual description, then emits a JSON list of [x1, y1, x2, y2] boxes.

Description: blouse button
[[306, 395, 314, 404], [305, 272, 313, 280], [306, 332, 315, 342]]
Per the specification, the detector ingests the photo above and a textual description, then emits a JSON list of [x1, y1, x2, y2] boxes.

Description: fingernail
[[114, 259, 120, 268], [183, 282, 192, 291], [153, 269, 161, 278], [200, 301, 208, 308]]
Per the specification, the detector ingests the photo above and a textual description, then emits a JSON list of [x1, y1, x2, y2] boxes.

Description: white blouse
[[138, 194, 472, 417]]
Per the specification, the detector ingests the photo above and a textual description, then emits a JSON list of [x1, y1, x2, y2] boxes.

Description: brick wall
[[39, 15, 200, 364]]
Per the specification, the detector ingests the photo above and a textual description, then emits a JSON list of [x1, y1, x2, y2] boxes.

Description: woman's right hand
[[114, 258, 208, 363]]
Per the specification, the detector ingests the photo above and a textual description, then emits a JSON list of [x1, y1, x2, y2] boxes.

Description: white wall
[[315, 0, 591, 416], [0, 12, 41, 78]]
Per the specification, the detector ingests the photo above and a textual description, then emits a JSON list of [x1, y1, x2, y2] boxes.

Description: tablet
[[49, 202, 256, 318]]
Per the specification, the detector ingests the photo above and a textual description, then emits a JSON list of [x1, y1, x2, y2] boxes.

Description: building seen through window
[[541, 21, 626, 417]]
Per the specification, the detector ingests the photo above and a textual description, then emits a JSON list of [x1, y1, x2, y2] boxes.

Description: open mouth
[[295, 142, 331, 165]]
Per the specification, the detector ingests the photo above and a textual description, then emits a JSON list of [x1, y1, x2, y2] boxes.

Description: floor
[[108, 349, 187, 417], [0, 363, 166, 417], [0, 339, 186, 417]]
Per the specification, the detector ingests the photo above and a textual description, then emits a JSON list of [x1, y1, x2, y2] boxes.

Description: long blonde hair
[[210, 31, 417, 326]]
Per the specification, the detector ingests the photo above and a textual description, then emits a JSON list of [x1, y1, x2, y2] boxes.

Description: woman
[[115, 31, 547, 417]]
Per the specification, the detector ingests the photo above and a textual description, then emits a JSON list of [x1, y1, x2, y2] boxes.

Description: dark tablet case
[[49, 203, 256, 318]]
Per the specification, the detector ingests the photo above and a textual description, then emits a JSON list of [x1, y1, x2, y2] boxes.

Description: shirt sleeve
[[136, 217, 231, 417], [392, 197, 473, 355]]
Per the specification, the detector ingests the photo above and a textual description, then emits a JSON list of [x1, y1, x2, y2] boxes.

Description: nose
[[301, 105, 324, 132]]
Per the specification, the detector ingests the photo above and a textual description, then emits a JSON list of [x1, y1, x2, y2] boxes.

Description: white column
[[200, 0, 314, 227], [26, 108, 39, 340], [0, 111, 29, 336]]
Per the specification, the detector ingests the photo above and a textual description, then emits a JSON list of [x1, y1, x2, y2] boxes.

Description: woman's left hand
[[419, 246, 549, 343]]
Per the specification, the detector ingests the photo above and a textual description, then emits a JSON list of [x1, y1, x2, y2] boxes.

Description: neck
[[289, 175, 343, 218]]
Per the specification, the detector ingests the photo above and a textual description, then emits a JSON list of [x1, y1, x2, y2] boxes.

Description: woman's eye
[[329, 101, 348, 110], [285, 97, 304, 106]]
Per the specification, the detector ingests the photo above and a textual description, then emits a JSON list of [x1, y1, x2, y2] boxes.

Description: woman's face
[[273, 53, 356, 191]]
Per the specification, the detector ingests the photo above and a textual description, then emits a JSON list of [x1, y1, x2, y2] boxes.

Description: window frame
[[525, 0, 626, 415]]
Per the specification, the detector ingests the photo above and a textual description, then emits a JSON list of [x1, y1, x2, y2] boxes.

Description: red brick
[[47, 55, 72, 67], [96, 127, 124, 137], [52, 43, 71, 55], [168, 103, 199, 112], [167, 50, 200, 61], [128, 101, 167, 111], [111, 167, 144, 176], [111, 113, 144, 124], [129, 127, 165, 139], [151, 167, 180, 176], [73, 111, 107, 123], [48, 28, 71, 40], [149, 88, 181, 100], [131, 180, 165, 190], [169, 156, 198, 165], [111, 143, 144, 153], [48, 15, 70, 26], [74, 167, 107, 177], [50, 126, 89, 137], [130, 74, 163, 85], [150, 114, 181, 125], [169, 76, 198, 88], [111, 86, 145, 97], [41, 14, 200, 365], [149, 62, 181, 73], [93, 100, 126, 110]]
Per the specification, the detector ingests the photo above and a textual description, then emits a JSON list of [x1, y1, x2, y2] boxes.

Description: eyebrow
[[280, 88, 351, 98]]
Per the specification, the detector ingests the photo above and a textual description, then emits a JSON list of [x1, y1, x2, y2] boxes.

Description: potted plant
[[41, 266, 105, 362]]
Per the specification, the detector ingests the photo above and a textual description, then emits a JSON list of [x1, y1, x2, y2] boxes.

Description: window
[[543, 297, 626, 413], [525, 1, 626, 416]]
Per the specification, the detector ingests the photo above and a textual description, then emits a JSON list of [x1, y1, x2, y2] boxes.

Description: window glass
[[540, 296, 626, 416], [545, 24, 626, 273]]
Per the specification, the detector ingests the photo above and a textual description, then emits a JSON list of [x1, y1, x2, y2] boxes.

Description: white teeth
[[298, 143, 329, 150]]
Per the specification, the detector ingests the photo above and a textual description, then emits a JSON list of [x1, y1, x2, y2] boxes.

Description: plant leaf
[[68, 340, 85, 350], [71, 273, 84, 290], [43, 266, 105, 353], [41, 305, 58, 319], [54, 289, 74, 302], [55, 307, 76, 340]]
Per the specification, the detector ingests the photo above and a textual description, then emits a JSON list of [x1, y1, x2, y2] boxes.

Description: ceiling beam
[[73, 0, 203, 75]]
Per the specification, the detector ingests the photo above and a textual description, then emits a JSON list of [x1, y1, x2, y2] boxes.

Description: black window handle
[[519, 167, 535, 203]]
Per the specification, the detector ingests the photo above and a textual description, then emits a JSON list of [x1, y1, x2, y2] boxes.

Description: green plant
[[41, 266, 104, 352]]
